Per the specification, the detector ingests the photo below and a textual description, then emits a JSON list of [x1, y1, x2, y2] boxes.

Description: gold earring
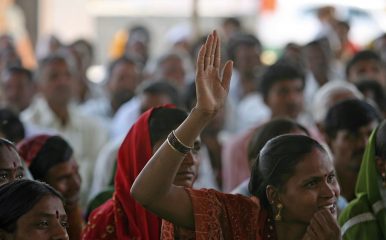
[[275, 203, 283, 221]]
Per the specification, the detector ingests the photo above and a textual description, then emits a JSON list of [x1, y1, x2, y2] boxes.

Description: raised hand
[[195, 30, 233, 115]]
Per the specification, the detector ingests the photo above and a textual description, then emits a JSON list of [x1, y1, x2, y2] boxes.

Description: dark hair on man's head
[[35, 53, 71, 82], [260, 61, 305, 100], [0, 108, 25, 143], [345, 50, 382, 77], [0, 179, 63, 233], [107, 55, 139, 80], [2, 66, 33, 83], [227, 33, 261, 61], [222, 17, 241, 28], [249, 134, 327, 207], [324, 99, 381, 138], [375, 120, 386, 159], [355, 79, 386, 113], [141, 80, 181, 107], [148, 108, 187, 147], [248, 118, 309, 162]]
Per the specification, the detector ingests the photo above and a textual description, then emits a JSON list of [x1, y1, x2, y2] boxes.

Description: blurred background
[[4, 0, 386, 82]]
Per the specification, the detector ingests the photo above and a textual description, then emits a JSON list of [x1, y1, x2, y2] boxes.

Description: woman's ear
[[266, 185, 280, 205]]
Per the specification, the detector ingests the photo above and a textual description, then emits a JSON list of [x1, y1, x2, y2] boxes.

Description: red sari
[[161, 188, 276, 240], [82, 108, 161, 240]]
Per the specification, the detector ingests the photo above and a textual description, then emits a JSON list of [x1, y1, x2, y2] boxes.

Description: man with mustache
[[323, 99, 380, 204], [20, 54, 108, 208]]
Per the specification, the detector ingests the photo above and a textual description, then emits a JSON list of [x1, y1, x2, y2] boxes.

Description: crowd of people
[[0, 6, 386, 240]]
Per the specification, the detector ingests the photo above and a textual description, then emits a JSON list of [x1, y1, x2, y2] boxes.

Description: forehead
[[270, 78, 303, 91], [0, 146, 22, 168], [352, 59, 381, 70], [22, 195, 66, 218], [42, 59, 68, 72], [290, 148, 333, 180], [336, 120, 378, 136]]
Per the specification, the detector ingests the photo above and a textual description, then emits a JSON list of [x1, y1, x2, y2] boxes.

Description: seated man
[[339, 120, 386, 239], [323, 99, 381, 203]]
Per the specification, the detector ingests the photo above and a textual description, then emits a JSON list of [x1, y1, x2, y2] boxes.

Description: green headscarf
[[339, 127, 386, 239]]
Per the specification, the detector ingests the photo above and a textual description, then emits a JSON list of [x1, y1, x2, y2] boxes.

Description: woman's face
[[46, 158, 81, 209], [11, 195, 68, 240], [153, 138, 200, 188], [0, 146, 24, 186], [278, 148, 340, 223]]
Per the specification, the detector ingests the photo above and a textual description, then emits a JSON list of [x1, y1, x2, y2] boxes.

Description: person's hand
[[302, 208, 341, 240], [195, 30, 233, 116]]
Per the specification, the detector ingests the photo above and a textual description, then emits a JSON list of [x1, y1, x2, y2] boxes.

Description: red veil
[[82, 107, 161, 239]]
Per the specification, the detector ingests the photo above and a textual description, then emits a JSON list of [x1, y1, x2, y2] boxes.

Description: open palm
[[195, 31, 233, 115]]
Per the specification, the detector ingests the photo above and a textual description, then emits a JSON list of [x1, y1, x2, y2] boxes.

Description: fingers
[[307, 209, 341, 240], [204, 33, 213, 70], [221, 60, 233, 91], [196, 45, 205, 73], [214, 31, 221, 69], [209, 31, 218, 66]]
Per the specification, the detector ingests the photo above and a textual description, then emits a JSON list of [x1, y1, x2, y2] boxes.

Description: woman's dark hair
[[148, 107, 187, 147], [0, 108, 25, 143], [249, 135, 327, 207], [0, 179, 63, 233], [247, 118, 309, 163]]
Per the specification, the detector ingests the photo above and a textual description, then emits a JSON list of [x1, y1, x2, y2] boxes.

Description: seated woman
[[0, 138, 25, 186], [82, 106, 200, 239], [0, 179, 69, 240], [131, 31, 341, 239], [339, 120, 386, 239], [17, 135, 82, 240]]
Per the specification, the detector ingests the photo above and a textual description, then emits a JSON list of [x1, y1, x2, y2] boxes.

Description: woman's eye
[[61, 220, 69, 229], [37, 220, 49, 228], [16, 173, 24, 180], [305, 181, 318, 188], [327, 174, 336, 183]]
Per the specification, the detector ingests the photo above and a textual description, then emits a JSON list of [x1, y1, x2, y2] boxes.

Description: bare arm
[[131, 31, 233, 229]]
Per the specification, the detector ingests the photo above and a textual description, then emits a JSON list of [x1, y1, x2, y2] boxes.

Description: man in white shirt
[[21, 54, 108, 208]]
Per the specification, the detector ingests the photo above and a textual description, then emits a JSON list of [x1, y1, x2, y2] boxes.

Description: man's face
[[1, 72, 35, 112], [265, 79, 304, 119], [328, 121, 378, 174], [235, 45, 261, 72], [348, 59, 386, 87], [108, 62, 140, 106], [39, 59, 73, 106], [46, 158, 81, 209]]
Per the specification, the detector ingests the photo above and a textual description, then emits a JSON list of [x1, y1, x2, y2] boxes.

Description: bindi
[[13, 161, 16, 169], [55, 210, 59, 219]]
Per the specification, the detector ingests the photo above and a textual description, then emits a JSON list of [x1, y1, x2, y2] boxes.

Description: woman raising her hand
[[131, 31, 341, 240]]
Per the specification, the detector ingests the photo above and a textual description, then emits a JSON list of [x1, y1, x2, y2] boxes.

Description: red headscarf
[[82, 107, 161, 240]]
